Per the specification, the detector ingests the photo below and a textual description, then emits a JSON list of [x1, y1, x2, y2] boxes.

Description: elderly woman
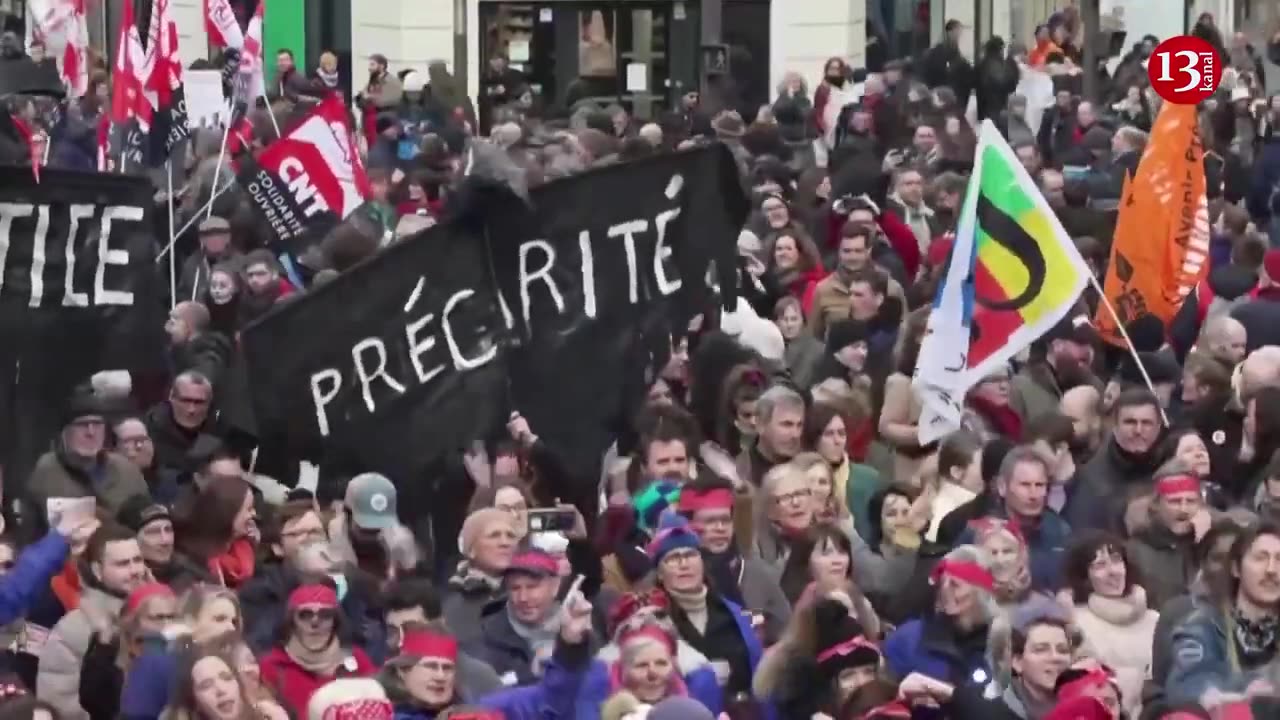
[[645, 513, 770, 717], [442, 508, 518, 646], [580, 595, 722, 718], [378, 594, 592, 720], [882, 545, 997, 690], [259, 584, 375, 716], [970, 518, 1036, 616], [754, 461, 817, 570], [1063, 532, 1158, 718]]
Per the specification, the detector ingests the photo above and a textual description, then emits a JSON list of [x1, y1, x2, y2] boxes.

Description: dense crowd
[[2, 5, 1280, 720]]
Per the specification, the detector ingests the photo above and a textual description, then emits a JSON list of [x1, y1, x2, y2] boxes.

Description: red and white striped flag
[[146, 0, 183, 107], [236, 0, 267, 106], [204, 0, 245, 49], [29, 0, 88, 96], [112, 0, 152, 129], [103, 0, 151, 170]]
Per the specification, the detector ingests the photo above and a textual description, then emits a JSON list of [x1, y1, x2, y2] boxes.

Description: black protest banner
[[237, 95, 369, 254], [240, 144, 746, 482], [238, 223, 510, 479], [488, 145, 748, 486], [0, 168, 166, 493]]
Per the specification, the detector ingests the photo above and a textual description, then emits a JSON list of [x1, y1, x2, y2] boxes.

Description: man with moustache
[[1167, 524, 1280, 705], [1067, 389, 1164, 534], [1012, 313, 1099, 424], [1126, 465, 1208, 610]]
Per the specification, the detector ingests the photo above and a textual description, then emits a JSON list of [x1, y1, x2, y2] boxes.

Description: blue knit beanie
[[645, 510, 702, 563]]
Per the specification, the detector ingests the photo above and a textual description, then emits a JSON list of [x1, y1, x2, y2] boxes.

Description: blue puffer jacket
[[393, 639, 589, 720], [1166, 602, 1270, 704], [0, 531, 69, 625], [883, 612, 993, 690]]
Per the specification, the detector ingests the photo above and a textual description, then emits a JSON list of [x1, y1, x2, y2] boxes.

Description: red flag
[[203, 0, 245, 49], [236, 0, 266, 106], [146, 0, 183, 107], [111, 0, 151, 128]]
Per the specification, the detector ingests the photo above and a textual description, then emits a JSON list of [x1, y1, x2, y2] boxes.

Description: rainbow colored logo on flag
[[914, 120, 1090, 444]]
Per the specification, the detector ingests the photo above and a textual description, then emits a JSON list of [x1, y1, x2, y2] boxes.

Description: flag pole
[[166, 159, 177, 309], [1087, 273, 1170, 426], [207, 122, 231, 219], [155, 179, 235, 262]]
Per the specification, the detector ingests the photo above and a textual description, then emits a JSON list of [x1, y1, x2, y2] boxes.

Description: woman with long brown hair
[[173, 476, 257, 589]]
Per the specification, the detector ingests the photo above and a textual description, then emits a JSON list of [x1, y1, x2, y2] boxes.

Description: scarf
[[1001, 678, 1056, 720], [208, 537, 256, 588], [667, 585, 710, 635], [967, 394, 1023, 439], [1086, 587, 1148, 626], [702, 549, 744, 605], [506, 604, 561, 672], [448, 560, 503, 596], [285, 634, 347, 677], [316, 68, 340, 89], [1231, 608, 1280, 667], [51, 561, 82, 611]]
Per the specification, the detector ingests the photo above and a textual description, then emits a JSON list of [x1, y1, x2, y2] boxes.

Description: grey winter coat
[[37, 583, 124, 720]]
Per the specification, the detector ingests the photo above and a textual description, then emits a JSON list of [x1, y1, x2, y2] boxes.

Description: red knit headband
[[400, 630, 459, 662], [288, 584, 338, 610], [816, 635, 880, 664], [1155, 474, 1200, 497], [677, 488, 735, 514], [931, 559, 995, 592], [1057, 667, 1115, 702]]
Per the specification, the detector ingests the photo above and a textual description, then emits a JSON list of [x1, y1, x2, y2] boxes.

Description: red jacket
[[259, 646, 375, 717]]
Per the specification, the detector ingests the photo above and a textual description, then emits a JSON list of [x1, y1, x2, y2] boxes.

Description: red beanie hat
[[125, 582, 175, 615]]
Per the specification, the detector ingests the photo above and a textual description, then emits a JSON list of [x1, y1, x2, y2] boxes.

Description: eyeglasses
[[773, 488, 813, 505], [296, 608, 337, 623], [117, 436, 152, 448]]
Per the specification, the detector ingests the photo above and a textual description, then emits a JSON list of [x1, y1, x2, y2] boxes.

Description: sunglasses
[[296, 608, 337, 623]]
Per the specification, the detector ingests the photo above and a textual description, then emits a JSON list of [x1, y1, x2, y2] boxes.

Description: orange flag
[[1095, 102, 1210, 346]]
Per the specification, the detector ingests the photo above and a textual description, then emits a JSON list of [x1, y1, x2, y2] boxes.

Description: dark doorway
[[721, 0, 769, 119]]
